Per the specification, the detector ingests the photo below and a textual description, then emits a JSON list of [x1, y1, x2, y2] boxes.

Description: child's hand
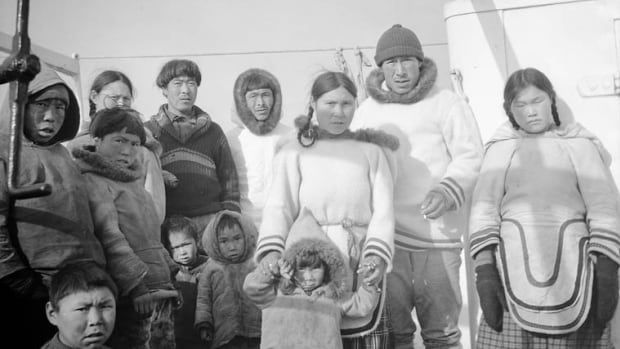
[[357, 255, 386, 289], [162, 170, 179, 188], [199, 328, 212, 345], [133, 292, 156, 315], [278, 259, 293, 280]]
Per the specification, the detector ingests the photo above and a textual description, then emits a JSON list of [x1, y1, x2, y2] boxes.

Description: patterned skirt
[[342, 306, 392, 349], [476, 312, 613, 349]]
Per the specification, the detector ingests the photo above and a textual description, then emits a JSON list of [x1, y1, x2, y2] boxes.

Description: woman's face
[[90, 81, 133, 112], [312, 86, 356, 135], [510, 85, 554, 134]]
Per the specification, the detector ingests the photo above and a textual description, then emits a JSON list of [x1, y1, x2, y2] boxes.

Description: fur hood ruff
[[72, 146, 143, 182], [233, 68, 282, 135], [203, 210, 257, 264], [366, 57, 437, 104]]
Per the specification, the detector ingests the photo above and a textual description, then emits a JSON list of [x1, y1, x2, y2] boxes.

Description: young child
[[162, 215, 208, 348], [244, 209, 380, 349], [0, 64, 106, 347], [43, 262, 117, 349], [72, 107, 179, 349], [194, 210, 261, 349]]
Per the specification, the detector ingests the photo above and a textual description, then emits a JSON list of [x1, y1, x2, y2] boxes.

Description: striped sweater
[[146, 105, 240, 217]]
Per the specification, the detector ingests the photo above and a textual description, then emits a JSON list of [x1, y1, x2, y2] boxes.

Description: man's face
[[168, 230, 198, 266], [94, 128, 141, 169], [46, 287, 116, 349], [163, 75, 198, 116], [244, 88, 274, 121], [24, 85, 69, 144], [381, 56, 420, 95]]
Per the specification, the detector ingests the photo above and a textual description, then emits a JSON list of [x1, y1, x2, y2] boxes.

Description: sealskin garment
[[73, 146, 174, 295], [469, 121, 620, 335], [256, 129, 396, 336], [195, 210, 261, 348], [244, 209, 380, 349], [145, 105, 240, 217], [67, 127, 166, 224], [227, 68, 292, 228], [174, 254, 208, 348], [351, 58, 483, 250], [0, 65, 106, 285]]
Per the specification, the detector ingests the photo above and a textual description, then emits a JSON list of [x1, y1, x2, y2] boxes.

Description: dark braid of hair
[[297, 106, 317, 147], [551, 101, 561, 127], [89, 100, 97, 118]]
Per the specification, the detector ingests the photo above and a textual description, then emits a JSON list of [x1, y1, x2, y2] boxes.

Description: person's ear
[[162, 88, 168, 98], [45, 302, 58, 326], [310, 99, 317, 112], [89, 90, 99, 104], [93, 136, 102, 149]]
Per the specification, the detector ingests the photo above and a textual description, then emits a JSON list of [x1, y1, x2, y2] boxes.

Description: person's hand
[[278, 259, 293, 281], [593, 254, 619, 325], [475, 264, 507, 332], [357, 255, 386, 290], [161, 170, 179, 188], [420, 189, 455, 219], [133, 289, 179, 314], [199, 327, 212, 346], [259, 251, 281, 279]]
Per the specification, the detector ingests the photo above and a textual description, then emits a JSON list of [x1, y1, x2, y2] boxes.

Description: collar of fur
[[294, 116, 399, 151], [72, 146, 143, 182], [366, 57, 437, 104], [233, 69, 283, 135]]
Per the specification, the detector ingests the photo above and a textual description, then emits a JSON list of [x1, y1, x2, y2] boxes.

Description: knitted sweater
[[351, 59, 483, 250], [145, 105, 240, 217], [469, 122, 620, 334]]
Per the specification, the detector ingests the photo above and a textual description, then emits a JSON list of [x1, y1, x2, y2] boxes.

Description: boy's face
[[46, 287, 116, 349], [217, 223, 245, 261], [294, 264, 325, 293], [24, 85, 69, 144], [244, 88, 274, 121], [94, 127, 141, 168], [168, 230, 198, 266], [163, 75, 198, 116]]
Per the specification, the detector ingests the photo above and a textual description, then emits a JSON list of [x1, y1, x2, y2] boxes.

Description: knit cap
[[374, 24, 424, 66]]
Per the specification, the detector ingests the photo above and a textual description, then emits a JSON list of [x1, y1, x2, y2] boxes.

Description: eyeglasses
[[103, 94, 133, 109]]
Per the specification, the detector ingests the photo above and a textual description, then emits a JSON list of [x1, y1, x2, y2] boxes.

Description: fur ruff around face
[[366, 57, 437, 104], [233, 68, 283, 135], [72, 146, 143, 182], [202, 210, 257, 264], [280, 237, 348, 300], [294, 115, 400, 151]]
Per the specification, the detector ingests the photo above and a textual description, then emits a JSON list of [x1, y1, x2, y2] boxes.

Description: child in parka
[[162, 215, 209, 349], [194, 210, 261, 349], [244, 209, 380, 349], [72, 107, 179, 349], [0, 64, 106, 348]]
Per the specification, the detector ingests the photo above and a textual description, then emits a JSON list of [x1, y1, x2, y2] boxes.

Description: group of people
[[0, 22, 618, 349]]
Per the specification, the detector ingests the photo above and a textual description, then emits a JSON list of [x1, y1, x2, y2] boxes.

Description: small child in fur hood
[[244, 209, 380, 349], [194, 210, 261, 349]]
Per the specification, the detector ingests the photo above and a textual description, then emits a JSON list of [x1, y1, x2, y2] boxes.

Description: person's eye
[[514, 103, 525, 108], [35, 102, 48, 108]]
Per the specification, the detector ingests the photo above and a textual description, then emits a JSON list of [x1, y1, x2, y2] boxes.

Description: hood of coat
[[278, 208, 347, 299], [366, 57, 437, 105], [232, 68, 282, 135], [72, 146, 143, 182], [0, 63, 80, 147], [202, 210, 257, 264], [485, 121, 613, 166]]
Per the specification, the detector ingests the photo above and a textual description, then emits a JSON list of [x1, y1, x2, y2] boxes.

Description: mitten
[[475, 264, 507, 332], [592, 255, 619, 325], [0, 268, 48, 299]]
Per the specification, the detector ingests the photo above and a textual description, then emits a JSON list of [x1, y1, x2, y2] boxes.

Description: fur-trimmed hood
[[279, 209, 348, 300], [72, 146, 143, 182], [0, 63, 81, 148], [293, 115, 400, 151], [366, 57, 437, 104], [202, 210, 257, 264], [233, 68, 282, 135]]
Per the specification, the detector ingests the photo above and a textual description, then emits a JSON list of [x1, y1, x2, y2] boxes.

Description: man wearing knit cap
[[351, 24, 483, 348]]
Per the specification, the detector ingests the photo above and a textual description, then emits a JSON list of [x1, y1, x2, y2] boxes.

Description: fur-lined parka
[[73, 146, 174, 296], [195, 210, 261, 348], [245, 210, 379, 349], [227, 69, 292, 228]]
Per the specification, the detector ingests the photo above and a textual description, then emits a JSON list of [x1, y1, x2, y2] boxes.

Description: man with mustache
[[351, 24, 484, 349]]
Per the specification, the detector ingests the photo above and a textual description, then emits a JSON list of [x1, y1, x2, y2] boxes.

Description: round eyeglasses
[[103, 94, 133, 109]]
